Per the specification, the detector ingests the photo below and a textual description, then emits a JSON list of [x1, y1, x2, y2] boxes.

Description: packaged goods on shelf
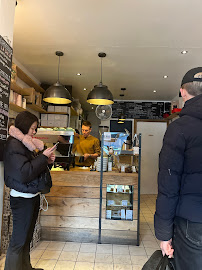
[[22, 98, 26, 109], [9, 90, 13, 103]]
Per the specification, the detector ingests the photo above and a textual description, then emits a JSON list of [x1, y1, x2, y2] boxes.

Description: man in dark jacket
[[154, 67, 202, 269]]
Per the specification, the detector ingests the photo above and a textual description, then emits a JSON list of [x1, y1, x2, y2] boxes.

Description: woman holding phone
[[4, 111, 55, 270]]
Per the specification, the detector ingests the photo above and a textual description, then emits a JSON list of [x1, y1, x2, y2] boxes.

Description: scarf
[[9, 125, 44, 152]]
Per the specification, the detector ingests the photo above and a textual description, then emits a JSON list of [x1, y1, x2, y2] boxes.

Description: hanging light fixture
[[43, 51, 72, 104], [87, 52, 114, 105], [118, 88, 126, 122]]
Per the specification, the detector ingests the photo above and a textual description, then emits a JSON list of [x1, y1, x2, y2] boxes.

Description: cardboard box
[[24, 88, 35, 104], [48, 106, 55, 112], [41, 114, 48, 121]]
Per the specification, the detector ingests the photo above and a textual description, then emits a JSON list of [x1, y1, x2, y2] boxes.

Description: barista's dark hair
[[82, 120, 91, 128], [15, 111, 38, 135]]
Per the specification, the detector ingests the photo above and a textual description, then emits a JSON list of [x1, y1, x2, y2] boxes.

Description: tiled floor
[[0, 194, 159, 270]]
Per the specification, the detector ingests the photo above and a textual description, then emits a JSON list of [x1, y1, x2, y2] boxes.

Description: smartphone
[[52, 142, 59, 150]]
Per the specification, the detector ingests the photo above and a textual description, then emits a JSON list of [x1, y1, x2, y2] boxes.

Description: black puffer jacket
[[155, 94, 202, 241], [4, 136, 48, 194]]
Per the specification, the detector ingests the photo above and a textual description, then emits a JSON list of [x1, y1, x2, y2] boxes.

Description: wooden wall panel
[[41, 197, 100, 218], [41, 227, 99, 243], [41, 216, 99, 229]]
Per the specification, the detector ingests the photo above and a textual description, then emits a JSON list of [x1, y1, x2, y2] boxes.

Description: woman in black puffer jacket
[[4, 111, 55, 270]]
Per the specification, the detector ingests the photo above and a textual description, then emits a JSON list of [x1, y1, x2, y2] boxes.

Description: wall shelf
[[10, 81, 31, 96], [166, 112, 180, 120], [16, 66, 45, 93], [46, 112, 68, 115], [26, 104, 47, 113], [9, 103, 26, 113], [71, 107, 78, 116]]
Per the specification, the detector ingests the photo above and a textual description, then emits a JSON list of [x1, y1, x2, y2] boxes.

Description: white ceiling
[[13, 0, 202, 111]]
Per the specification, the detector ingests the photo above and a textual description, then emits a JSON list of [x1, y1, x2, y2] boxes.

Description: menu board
[[112, 101, 170, 119], [0, 36, 13, 160]]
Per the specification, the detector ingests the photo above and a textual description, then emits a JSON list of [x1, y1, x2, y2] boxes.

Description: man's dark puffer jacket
[[4, 136, 48, 194], [155, 94, 202, 241]]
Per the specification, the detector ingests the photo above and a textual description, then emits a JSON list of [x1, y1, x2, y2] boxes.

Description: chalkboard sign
[[112, 101, 170, 119], [0, 36, 13, 160]]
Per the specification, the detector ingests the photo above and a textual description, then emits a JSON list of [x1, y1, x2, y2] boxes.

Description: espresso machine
[[34, 128, 75, 170]]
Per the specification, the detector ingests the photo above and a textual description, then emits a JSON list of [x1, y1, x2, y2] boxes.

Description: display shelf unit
[[98, 132, 142, 245]]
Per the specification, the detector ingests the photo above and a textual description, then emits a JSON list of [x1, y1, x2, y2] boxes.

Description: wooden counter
[[40, 168, 139, 245]]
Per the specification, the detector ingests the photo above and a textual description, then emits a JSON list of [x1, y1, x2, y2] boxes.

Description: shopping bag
[[142, 250, 174, 270]]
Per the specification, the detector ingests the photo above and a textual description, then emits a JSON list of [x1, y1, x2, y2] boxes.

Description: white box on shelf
[[61, 115, 68, 121], [47, 120, 54, 127], [122, 200, 128, 207], [107, 200, 114, 206], [41, 120, 48, 127], [60, 120, 68, 127], [48, 106, 55, 112], [126, 210, 133, 220], [54, 115, 62, 121], [61, 106, 68, 113], [55, 106, 62, 112], [121, 209, 126, 219], [106, 210, 111, 219], [133, 147, 139, 155], [48, 114, 55, 120], [41, 114, 48, 121]]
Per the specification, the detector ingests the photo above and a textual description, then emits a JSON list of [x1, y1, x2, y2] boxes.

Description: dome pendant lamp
[[43, 51, 72, 104], [87, 52, 114, 105]]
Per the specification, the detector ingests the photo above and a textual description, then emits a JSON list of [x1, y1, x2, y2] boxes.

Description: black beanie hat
[[15, 111, 38, 135], [181, 67, 202, 86]]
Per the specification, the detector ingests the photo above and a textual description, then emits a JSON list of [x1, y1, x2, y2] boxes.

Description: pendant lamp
[[43, 51, 72, 104], [87, 52, 114, 105], [118, 88, 126, 122]]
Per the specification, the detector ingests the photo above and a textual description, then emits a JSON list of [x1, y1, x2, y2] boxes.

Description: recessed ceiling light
[[181, 50, 188, 54], [153, 90, 157, 93], [163, 75, 168, 78], [84, 88, 87, 91], [77, 73, 81, 76]]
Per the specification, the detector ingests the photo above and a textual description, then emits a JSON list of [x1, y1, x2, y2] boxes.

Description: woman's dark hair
[[15, 111, 38, 135]]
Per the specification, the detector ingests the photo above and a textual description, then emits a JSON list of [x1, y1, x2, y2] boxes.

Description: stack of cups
[[96, 157, 108, 172]]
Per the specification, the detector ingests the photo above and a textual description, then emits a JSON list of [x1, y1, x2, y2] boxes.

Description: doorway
[[136, 121, 168, 194]]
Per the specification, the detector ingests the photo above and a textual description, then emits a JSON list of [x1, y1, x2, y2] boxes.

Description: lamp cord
[[100, 57, 103, 84], [58, 55, 60, 82]]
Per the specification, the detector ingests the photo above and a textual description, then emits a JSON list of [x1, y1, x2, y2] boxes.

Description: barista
[[74, 121, 101, 166]]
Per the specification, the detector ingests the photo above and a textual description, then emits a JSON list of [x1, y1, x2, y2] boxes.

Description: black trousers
[[173, 216, 202, 270], [4, 195, 40, 270]]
